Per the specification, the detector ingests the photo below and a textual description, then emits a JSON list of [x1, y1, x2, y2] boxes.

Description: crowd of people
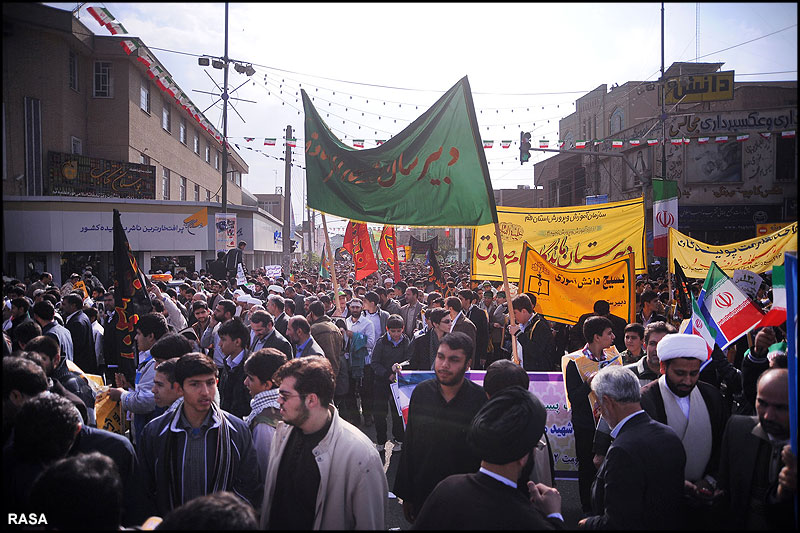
[[2, 246, 796, 530]]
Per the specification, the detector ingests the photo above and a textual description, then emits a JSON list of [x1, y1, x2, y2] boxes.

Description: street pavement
[[349, 415, 583, 530]]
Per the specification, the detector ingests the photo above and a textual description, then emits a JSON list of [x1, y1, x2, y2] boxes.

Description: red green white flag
[[483, 140, 494, 149], [120, 40, 138, 55], [558, 140, 565, 148], [700, 261, 764, 349], [715, 136, 728, 143], [698, 137, 709, 144], [87, 6, 115, 26], [353, 139, 364, 148], [287, 138, 297, 148], [575, 140, 587, 149], [647, 139, 659, 146], [652, 178, 678, 257], [759, 132, 772, 139], [683, 138, 691, 144], [593, 140, 602, 146], [670, 138, 683, 146], [539, 140, 549, 148], [629, 139, 640, 146], [782, 130, 795, 138], [736, 134, 749, 142], [147, 64, 162, 79], [759, 264, 787, 327], [105, 21, 128, 35], [501, 140, 513, 149], [244, 137, 254, 142], [611, 140, 623, 148], [376, 139, 385, 145], [690, 294, 716, 358], [264, 138, 276, 146]]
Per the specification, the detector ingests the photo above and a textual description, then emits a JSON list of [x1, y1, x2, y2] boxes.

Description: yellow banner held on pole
[[668, 223, 797, 278], [518, 242, 636, 325]]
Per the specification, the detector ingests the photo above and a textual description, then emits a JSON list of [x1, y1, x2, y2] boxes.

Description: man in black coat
[[459, 290, 490, 370], [413, 387, 564, 530], [8, 297, 34, 352], [508, 294, 556, 371], [580, 365, 686, 530], [208, 251, 228, 282], [61, 293, 97, 375]]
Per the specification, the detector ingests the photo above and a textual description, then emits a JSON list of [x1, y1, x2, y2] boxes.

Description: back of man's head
[[31, 300, 56, 322], [593, 300, 611, 316], [136, 312, 169, 341], [150, 333, 194, 362], [30, 452, 123, 530], [14, 321, 42, 348], [245, 348, 287, 384], [308, 300, 326, 318], [483, 359, 529, 398], [591, 365, 641, 404], [24, 335, 60, 365], [157, 491, 257, 530], [3, 356, 48, 401], [14, 392, 82, 463]]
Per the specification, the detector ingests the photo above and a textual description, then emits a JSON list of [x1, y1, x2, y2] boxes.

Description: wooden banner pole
[[321, 213, 343, 316], [492, 221, 520, 365]]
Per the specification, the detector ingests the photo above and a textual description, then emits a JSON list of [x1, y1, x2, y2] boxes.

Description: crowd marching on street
[[2, 247, 796, 530]]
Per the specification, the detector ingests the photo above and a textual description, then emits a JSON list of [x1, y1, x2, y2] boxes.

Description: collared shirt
[[364, 309, 383, 341], [449, 311, 463, 333], [295, 336, 312, 356], [478, 467, 566, 523], [346, 314, 376, 363], [176, 407, 215, 503], [250, 328, 275, 351], [65, 309, 80, 323], [226, 349, 246, 370], [609, 409, 645, 439]]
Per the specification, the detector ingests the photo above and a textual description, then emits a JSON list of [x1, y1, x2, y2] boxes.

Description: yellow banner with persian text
[[668, 223, 797, 278], [472, 197, 646, 282], [519, 243, 636, 325]]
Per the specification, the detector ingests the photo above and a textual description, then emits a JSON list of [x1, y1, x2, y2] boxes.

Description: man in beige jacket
[[259, 356, 387, 530]]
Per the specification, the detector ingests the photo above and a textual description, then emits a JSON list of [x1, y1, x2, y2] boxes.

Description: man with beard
[[715, 368, 795, 529], [393, 332, 487, 525], [259, 357, 387, 530], [199, 299, 236, 370], [639, 334, 729, 525]]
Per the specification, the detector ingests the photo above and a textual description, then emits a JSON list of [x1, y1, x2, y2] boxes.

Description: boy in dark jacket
[[370, 314, 410, 452]]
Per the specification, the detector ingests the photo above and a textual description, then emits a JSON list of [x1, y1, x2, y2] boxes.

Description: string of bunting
[[87, 5, 226, 147]]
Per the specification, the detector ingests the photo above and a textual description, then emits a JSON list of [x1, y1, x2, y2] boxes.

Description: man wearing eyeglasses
[[408, 308, 452, 370], [259, 356, 387, 530]]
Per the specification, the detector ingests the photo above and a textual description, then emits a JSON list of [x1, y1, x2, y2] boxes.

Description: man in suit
[[508, 294, 556, 371], [639, 333, 729, 522], [444, 296, 477, 361], [399, 287, 424, 339], [285, 316, 324, 358], [570, 300, 628, 354], [413, 386, 565, 530], [579, 365, 685, 530], [715, 368, 794, 530], [217, 318, 253, 419], [459, 290, 490, 370], [248, 310, 293, 360], [60, 293, 97, 374], [266, 294, 289, 339]]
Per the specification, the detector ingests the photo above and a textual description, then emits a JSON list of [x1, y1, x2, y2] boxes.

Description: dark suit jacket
[[466, 305, 489, 368], [583, 411, 686, 530], [640, 378, 729, 480], [451, 313, 477, 360], [273, 312, 289, 339], [413, 471, 563, 530], [255, 328, 294, 360], [717, 415, 794, 529], [635, 311, 667, 325], [296, 336, 325, 358], [517, 313, 557, 371], [66, 310, 97, 374]]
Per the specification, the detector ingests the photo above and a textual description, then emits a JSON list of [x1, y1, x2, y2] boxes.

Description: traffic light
[[520, 131, 532, 165], [290, 239, 297, 252]]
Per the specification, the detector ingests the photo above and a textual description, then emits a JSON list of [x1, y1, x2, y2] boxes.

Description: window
[[194, 131, 200, 154], [93, 61, 112, 97], [205, 144, 211, 164], [140, 152, 150, 166], [162, 167, 170, 200], [69, 51, 79, 91], [609, 107, 624, 135], [776, 135, 796, 182], [179, 176, 186, 201], [70, 136, 82, 155], [161, 98, 171, 132], [24, 97, 43, 195], [140, 77, 150, 113], [206, 189, 211, 202], [194, 183, 200, 202], [234, 170, 241, 187], [215, 150, 220, 170], [180, 118, 187, 145]]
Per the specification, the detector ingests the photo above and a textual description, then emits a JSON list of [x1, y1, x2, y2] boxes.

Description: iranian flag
[[782, 130, 795, 138], [353, 139, 364, 148], [264, 138, 276, 146], [736, 134, 750, 142], [120, 40, 138, 55], [147, 64, 163, 79], [87, 6, 115, 26], [670, 138, 683, 146], [155, 75, 170, 91], [611, 140, 623, 148], [558, 140, 565, 148], [759, 264, 787, 327], [287, 138, 297, 148], [105, 21, 128, 35], [683, 138, 691, 144], [629, 139, 641, 146], [376, 139, 385, 145], [575, 140, 587, 149], [689, 294, 717, 358], [700, 262, 765, 349], [244, 137, 254, 142], [483, 140, 494, 149], [137, 54, 153, 68], [652, 178, 678, 257], [760, 132, 772, 139], [647, 138, 659, 146], [715, 136, 728, 143], [538, 140, 549, 149], [501, 140, 513, 149], [698, 137, 710, 144], [593, 140, 602, 146]]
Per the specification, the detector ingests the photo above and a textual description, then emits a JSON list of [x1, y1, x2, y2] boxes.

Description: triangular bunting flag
[[353, 139, 364, 148], [501, 140, 513, 149], [715, 136, 728, 143], [287, 138, 297, 148], [264, 138, 276, 146], [647, 139, 659, 146], [483, 140, 494, 149], [629, 139, 640, 146], [736, 134, 749, 142], [611, 140, 623, 148], [698, 137, 709, 144]]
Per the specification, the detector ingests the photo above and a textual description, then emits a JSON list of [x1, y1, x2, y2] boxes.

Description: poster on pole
[[215, 213, 237, 252]]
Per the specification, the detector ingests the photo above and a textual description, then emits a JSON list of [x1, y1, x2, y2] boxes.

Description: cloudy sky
[[46, 2, 798, 232]]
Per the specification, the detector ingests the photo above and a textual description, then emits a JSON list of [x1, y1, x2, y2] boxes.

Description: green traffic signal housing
[[520, 131, 532, 164]]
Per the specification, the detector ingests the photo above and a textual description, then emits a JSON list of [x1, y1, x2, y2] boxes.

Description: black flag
[[109, 209, 152, 383], [426, 245, 447, 293], [673, 258, 692, 320]]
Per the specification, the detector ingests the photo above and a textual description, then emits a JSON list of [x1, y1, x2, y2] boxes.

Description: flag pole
[[321, 213, 342, 316], [492, 222, 520, 365]]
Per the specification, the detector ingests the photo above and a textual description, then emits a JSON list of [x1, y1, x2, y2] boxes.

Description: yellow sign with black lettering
[[663, 70, 734, 104], [519, 243, 635, 325]]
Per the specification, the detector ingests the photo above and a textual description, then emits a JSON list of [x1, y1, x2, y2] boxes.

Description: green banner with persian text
[[302, 76, 497, 226]]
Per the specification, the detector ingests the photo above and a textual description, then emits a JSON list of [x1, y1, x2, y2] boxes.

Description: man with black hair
[[152, 358, 183, 412], [394, 332, 487, 524], [267, 294, 289, 339], [243, 348, 286, 478], [413, 387, 564, 530], [308, 300, 344, 379], [83, 306, 105, 371], [376, 286, 402, 316], [30, 452, 124, 530], [2, 356, 48, 445], [137, 352, 261, 516], [286, 315, 324, 358], [371, 314, 410, 453], [31, 300, 73, 363], [509, 293, 557, 371], [200, 298, 236, 369], [208, 251, 228, 282], [408, 307, 451, 370], [570, 300, 628, 354], [460, 289, 490, 370], [61, 292, 97, 374], [445, 295, 477, 361], [8, 297, 34, 352], [259, 356, 387, 530], [217, 318, 253, 419], [636, 290, 667, 327], [399, 287, 424, 339], [224, 240, 247, 281], [249, 309, 293, 361], [158, 491, 259, 530], [107, 312, 169, 444]]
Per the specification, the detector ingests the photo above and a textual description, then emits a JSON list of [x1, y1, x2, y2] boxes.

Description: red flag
[[342, 221, 378, 280], [378, 225, 401, 282]]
